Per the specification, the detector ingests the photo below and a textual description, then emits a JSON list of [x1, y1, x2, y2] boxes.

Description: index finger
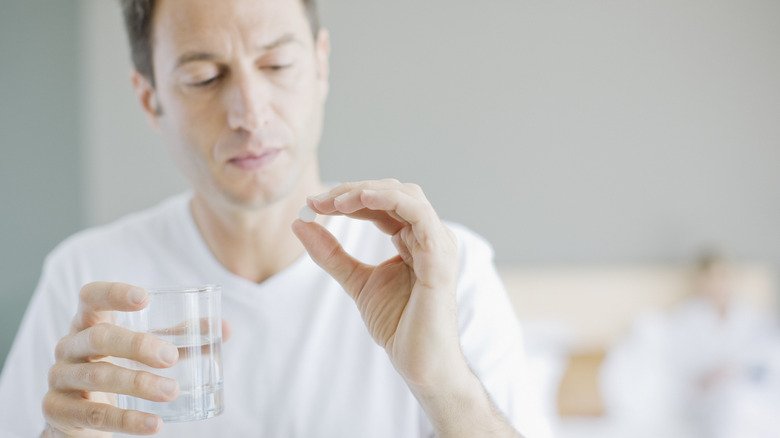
[[72, 282, 149, 334], [318, 187, 443, 250], [306, 180, 415, 234]]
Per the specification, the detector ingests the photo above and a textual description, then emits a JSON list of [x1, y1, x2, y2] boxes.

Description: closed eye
[[190, 76, 220, 87], [265, 64, 292, 71]]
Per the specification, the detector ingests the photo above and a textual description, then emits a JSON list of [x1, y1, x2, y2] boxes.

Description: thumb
[[291, 219, 370, 299]]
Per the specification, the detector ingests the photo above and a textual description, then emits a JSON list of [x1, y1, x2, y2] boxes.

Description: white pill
[[299, 205, 317, 223]]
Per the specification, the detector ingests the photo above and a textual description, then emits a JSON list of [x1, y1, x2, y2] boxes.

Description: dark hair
[[119, 0, 320, 87]]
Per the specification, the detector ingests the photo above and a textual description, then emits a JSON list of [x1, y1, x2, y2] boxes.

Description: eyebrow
[[173, 33, 303, 71], [256, 33, 301, 52]]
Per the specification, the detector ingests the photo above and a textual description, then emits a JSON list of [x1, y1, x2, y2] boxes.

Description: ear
[[314, 28, 331, 100], [131, 70, 162, 131]]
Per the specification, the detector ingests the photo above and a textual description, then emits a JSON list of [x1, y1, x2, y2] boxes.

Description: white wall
[[82, 0, 780, 270]]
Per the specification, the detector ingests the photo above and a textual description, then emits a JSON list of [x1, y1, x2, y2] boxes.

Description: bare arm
[[410, 366, 523, 438]]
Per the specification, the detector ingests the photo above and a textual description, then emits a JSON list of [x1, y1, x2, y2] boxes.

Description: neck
[[190, 166, 329, 284]]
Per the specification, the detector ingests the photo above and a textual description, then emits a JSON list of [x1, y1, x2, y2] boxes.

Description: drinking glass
[[117, 284, 224, 422]]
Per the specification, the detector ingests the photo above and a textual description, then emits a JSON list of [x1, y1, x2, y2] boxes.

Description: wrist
[[412, 369, 499, 437], [407, 362, 522, 438], [404, 351, 473, 396]]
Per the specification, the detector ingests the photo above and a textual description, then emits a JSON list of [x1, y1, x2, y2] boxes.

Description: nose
[[226, 72, 270, 133]]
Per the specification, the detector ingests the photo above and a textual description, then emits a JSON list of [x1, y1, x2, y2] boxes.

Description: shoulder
[[445, 221, 496, 267], [440, 221, 512, 326]]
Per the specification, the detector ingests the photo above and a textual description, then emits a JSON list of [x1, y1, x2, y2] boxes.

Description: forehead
[[152, 0, 312, 57]]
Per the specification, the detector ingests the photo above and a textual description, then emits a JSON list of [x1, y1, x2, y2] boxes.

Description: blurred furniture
[[556, 350, 606, 417], [498, 264, 778, 418]]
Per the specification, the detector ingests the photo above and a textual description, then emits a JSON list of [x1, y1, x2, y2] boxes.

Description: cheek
[[158, 103, 224, 177], [275, 82, 323, 143], [169, 97, 223, 147]]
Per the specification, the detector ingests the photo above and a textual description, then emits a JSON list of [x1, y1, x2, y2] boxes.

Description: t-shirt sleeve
[[450, 224, 553, 438], [0, 245, 80, 437]]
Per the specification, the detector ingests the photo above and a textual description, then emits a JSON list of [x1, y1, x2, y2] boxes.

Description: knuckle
[[404, 181, 420, 191], [130, 332, 154, 358], [382, 177, 401, 185], [78, 283, 95, 302], [107, 282, 127, 303], [41, 392, 57, 417], [48, 364, 63, 389], [133, 371, 155, 395], [120, 409, 134, 432], [54, 336, 71, 361], [339, 182, 359, 193], [84, 363, 110, 387], [88, 322, 113, 347], [70, 314, 84, 333], [86, 404, 109, 428], [405, 183, 424, 197], [446, 229, 458, 247]]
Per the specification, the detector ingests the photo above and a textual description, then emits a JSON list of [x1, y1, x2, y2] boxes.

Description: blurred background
[[1, 0, 779, 436]]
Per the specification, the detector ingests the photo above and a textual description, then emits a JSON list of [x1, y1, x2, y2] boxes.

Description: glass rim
[[145, 284, 221, 294]]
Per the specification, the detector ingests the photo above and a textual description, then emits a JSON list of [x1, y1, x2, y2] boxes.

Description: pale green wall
[[0, 1, 83, 368]]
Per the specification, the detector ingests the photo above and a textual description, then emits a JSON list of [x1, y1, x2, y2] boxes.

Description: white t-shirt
[[0, 193, 547, 438]]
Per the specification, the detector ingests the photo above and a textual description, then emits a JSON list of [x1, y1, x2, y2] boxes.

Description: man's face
[[141, 0, 329, 209]]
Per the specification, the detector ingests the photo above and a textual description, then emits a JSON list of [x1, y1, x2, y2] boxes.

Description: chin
[[203, 159, 310, 210], [219, 179, 298, 211]]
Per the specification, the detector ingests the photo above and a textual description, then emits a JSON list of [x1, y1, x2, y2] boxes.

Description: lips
[[228, 148, 282, 171]]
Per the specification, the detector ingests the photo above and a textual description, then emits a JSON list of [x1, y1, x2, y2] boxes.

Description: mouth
[[227, 148, 282, 171]]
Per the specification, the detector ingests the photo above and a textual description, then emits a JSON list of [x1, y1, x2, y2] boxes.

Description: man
[[0, 0, 543, 436]]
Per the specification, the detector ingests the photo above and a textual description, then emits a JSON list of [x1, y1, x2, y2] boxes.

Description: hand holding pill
[[291, 180, 463, 391]]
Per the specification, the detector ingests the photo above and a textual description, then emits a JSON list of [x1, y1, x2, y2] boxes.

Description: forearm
[[409, 363, 524, 438]]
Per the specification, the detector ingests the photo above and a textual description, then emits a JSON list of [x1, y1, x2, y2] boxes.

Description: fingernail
[[334, 192, 349, 203], [144, 416, 160, 431], [159, 378, 178, 397], [362, 189, 376, 196], [309, 192, 330, 202], [159, 344, 178, 365], [128, 287, 146, 305]]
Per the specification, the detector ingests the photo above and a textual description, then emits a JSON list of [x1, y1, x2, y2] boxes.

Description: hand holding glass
[[117, 285, 224, 422]]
